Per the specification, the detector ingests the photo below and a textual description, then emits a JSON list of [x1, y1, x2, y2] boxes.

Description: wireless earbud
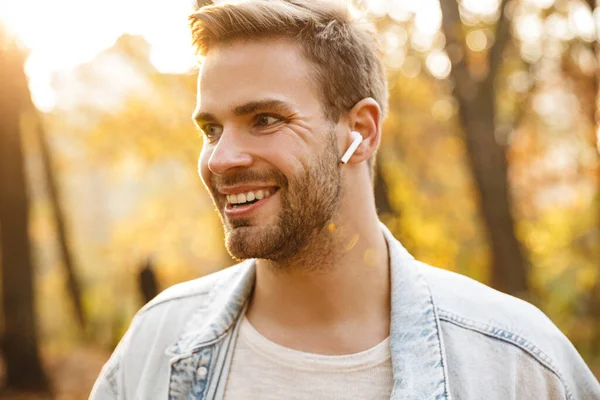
[[340, 131, 363, 164]]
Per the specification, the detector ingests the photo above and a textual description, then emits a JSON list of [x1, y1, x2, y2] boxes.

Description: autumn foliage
[[0, 0, 598, 396]]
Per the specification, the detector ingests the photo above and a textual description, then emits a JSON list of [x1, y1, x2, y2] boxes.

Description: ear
[[344, 98, 382, 165]]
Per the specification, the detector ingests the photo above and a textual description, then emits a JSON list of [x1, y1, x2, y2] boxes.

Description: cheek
[[263, 132, 312, 172], [260, 146, 301, 182]]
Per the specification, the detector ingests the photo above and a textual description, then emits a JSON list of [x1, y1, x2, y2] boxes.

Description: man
[[91, 0, 600, 399]]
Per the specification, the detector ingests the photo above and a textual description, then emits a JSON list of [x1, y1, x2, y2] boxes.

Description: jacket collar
[[167, 223, 449, 398], [385, 223, 450, 399], [166, 259, 256, 358]]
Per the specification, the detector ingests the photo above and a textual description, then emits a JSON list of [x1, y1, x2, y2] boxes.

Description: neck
[[246, 191, 390, 354]]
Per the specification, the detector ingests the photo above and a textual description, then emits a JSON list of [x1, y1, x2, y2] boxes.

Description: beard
[[209, 132, 342, 261]]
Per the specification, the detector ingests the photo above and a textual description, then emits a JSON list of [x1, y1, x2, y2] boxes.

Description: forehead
[[197, 38, 319, 113]]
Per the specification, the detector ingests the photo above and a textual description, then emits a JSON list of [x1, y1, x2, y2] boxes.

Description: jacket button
[[197, 366, 208, 380]]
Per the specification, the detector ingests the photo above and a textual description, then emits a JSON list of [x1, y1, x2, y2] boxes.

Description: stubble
[[210, 132, 342, 262]]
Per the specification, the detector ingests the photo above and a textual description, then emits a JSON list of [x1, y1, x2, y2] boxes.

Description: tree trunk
[[0, 36, 49, 392], [32, 112, 86, 330], [138, 258, 159, 304], [374, 157, 394, 217], [439, 0, 529, 296], [581, 0, 600, 358]]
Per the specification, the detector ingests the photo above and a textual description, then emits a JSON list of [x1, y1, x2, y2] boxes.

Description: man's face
[[195, 39, 344, 260]]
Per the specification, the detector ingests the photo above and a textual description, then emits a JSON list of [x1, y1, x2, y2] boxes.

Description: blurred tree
[[580, 0, 600, 359], [0, 32, 49, 392], [374, 155, 394, 217], [138, 257, 159, 304], [439, 0, 529, 296], [32, 112, 87, 331], [583, 0, 599, 98]]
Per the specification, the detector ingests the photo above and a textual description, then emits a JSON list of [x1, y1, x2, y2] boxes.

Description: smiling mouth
[[225, 188, 279, 208]]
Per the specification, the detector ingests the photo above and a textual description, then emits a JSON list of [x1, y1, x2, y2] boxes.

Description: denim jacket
[[90, 224, 600, 399]]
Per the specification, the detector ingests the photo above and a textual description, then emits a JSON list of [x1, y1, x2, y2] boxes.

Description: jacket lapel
[[166, 260, 256, 400], [383, 224, 450, 400]]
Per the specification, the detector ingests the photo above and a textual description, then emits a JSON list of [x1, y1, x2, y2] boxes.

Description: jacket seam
[[426, 288, 451, 399], [437, 308, 572, 400]]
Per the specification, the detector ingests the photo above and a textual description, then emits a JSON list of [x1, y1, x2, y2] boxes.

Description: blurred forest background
[[0, 0, 599, 397]]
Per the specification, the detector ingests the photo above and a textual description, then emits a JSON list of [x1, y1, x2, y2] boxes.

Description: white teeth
[[226, 189, 275, 205]]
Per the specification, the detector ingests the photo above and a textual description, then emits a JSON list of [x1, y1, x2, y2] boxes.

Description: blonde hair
[[189, 0, 388, 124]]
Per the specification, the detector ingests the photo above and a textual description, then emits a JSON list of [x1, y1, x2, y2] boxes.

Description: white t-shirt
[[223, 317, 393, 399]]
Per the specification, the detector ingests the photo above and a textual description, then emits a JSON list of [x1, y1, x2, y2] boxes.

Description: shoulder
[[417, 261, 553, 338], [139, 260, 253, 315], [416, 261, 600, 400], [90, 260, 255, 399]]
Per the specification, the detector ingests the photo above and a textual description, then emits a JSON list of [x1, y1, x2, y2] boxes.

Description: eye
[[200, 124, 223, 141], [255, 114, 282, 127]]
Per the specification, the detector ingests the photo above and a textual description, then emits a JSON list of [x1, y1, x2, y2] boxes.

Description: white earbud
[[340, 131, 363, 164]]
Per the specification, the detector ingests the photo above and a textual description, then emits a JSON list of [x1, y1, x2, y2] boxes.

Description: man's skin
[[194, 38, 391, 356]]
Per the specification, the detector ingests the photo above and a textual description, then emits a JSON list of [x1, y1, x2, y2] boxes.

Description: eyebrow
[[192, 99, 293, 124], [233, 99, 292, 116]]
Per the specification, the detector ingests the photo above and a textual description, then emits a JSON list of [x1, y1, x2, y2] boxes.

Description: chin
[[224, 224, 288, 260], [225, 237, 270, 261]]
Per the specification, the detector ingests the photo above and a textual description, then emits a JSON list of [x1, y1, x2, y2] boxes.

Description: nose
[[207, 130, 253, 175]]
